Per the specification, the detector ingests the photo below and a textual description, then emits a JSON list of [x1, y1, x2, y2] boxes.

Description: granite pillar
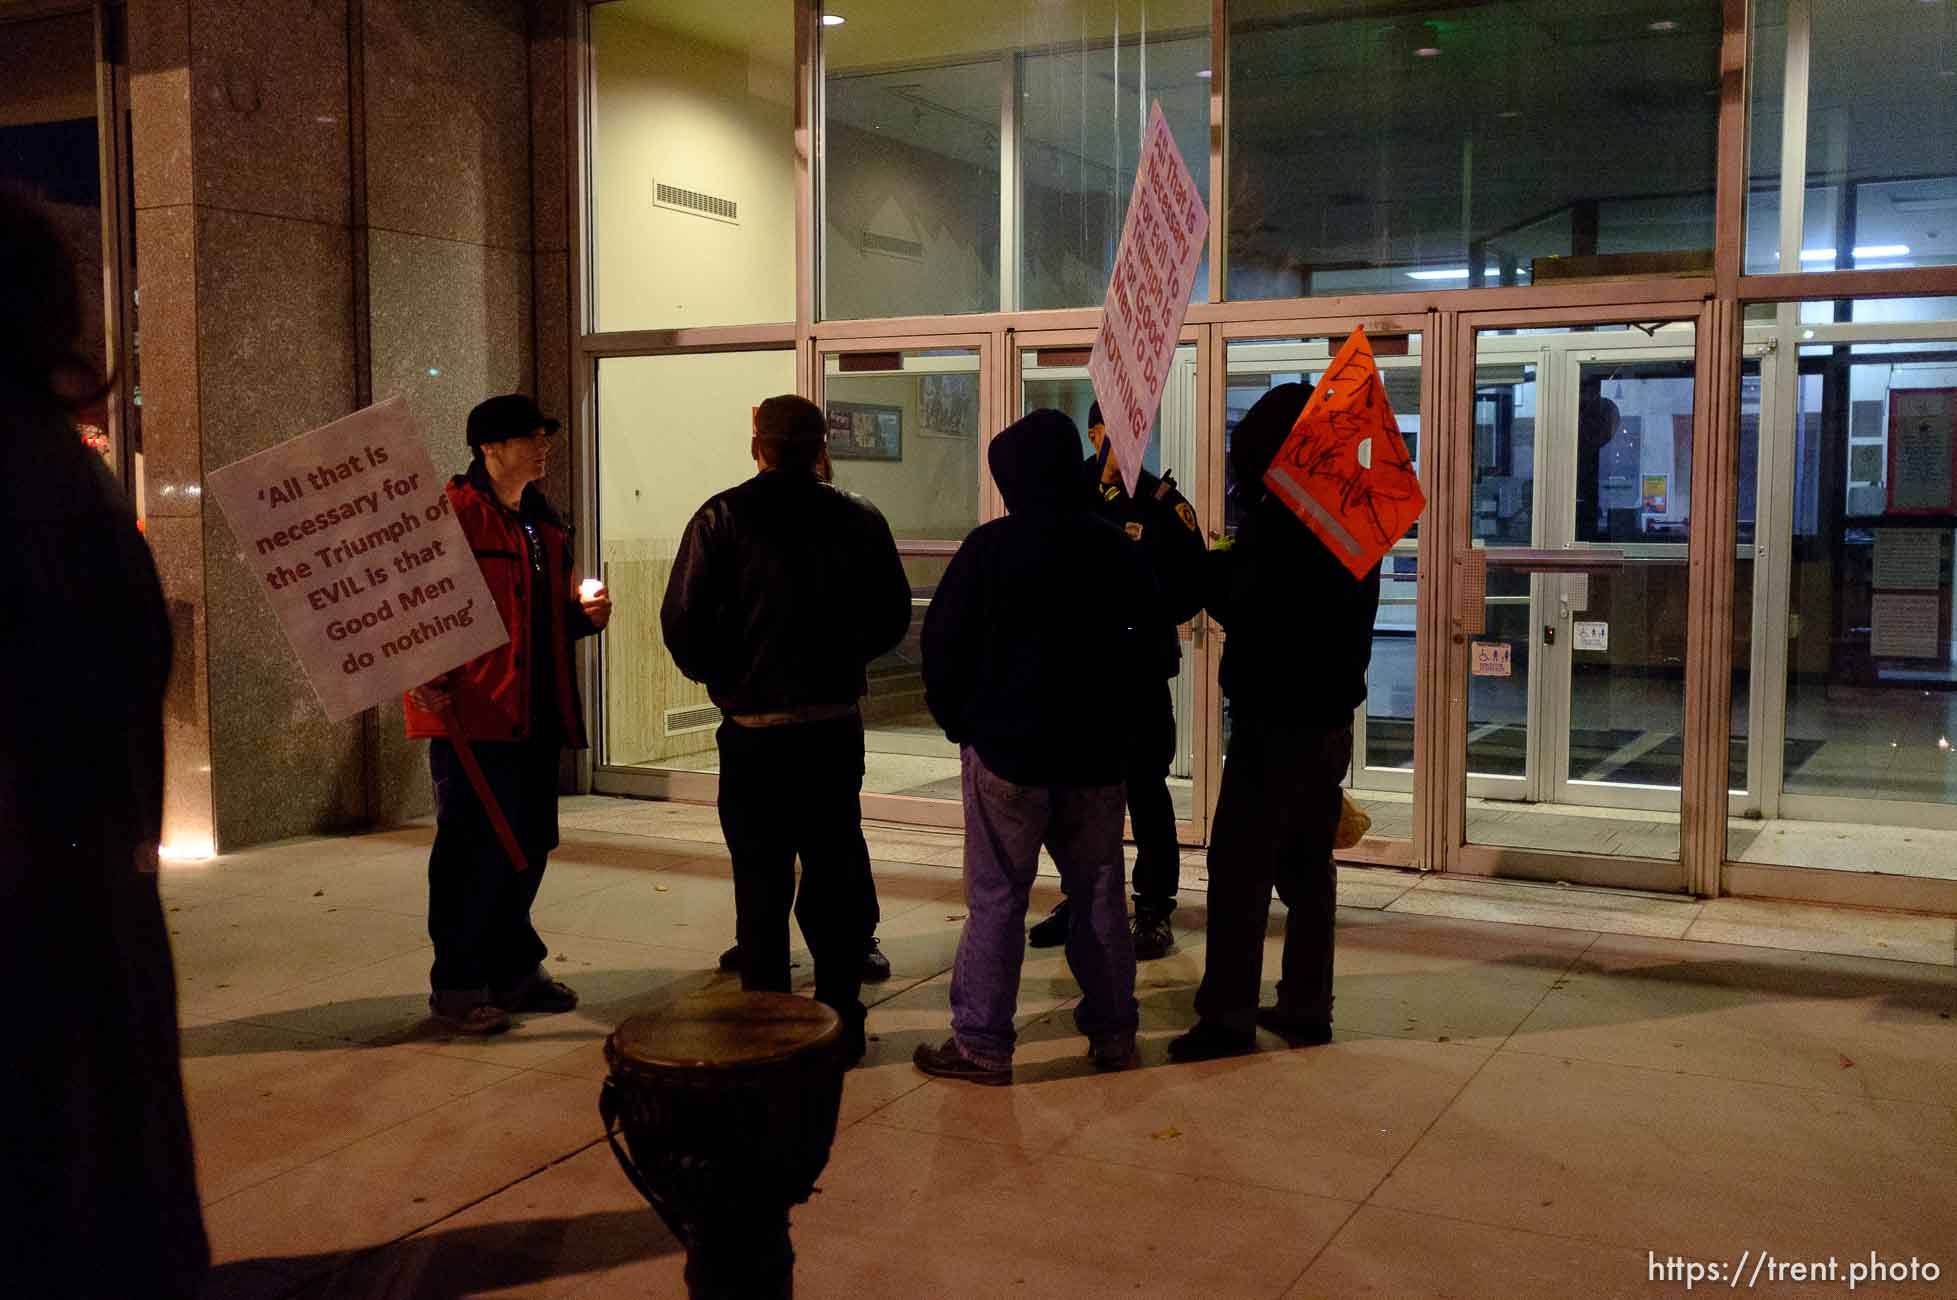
[[128, 0, 570, 849]]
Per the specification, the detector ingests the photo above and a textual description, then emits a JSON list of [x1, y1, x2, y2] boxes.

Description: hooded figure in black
[[1026, 401, 1206, 960], [913, 410, 1155, 1085], [1169, 382, 1383, 1063]]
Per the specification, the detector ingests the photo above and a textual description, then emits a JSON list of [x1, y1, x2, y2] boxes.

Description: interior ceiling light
[[1407, 268, 1470, 280], [1196, 69, 1213, 79], [821, 13, 845, 26], [1853, 243, 1911, 258], [1798, 248, 1838, 261], [1648, 19, 1680, 31], [1414, 46, 1442, 57]]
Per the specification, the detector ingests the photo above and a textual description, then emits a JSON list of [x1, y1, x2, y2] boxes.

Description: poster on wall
[[1870, 592, 1942, 660], [919, 374, 979, 437], [1641, 475, 1668, 512], [1087, 99, 1209, 499], [826, 401, 902, 461], [1886, 388, 1957, 515], [204, 399, 508, 723], [1873, 528, 1943, 590]]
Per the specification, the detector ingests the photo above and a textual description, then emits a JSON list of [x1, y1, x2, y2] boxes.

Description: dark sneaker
[[862, 937, 892, 983], [913, 1037, 1011, 1086], [1089, 1034, 1139, 1071], [1027, 898, 1071, 949], [717, 943, 742, 973], [1256, 1007, 1332, 1047], [1132, 909, 1175, 960], [429, 999, 512, 1036], [496, 973, 579, 1014], [1166, 1021, 1256, 1063]]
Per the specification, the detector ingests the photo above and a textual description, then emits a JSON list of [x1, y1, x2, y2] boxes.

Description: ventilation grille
[[655, 182, 738, 224], [862, 229, 925, 261]]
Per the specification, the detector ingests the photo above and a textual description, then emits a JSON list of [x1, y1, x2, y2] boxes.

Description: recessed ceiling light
[[1414, 46, 1442, 57], [821, 13, 846, 26], [1407, 268, 1471, 280], [1648, 19, 1680, 32], [1196, 69, 1213, 79], [1498, 109, 1521, 118], [1853, 244, 1911, 258]]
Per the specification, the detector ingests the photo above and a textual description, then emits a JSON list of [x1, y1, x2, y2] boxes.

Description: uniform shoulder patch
[[1174, 501, 1199, 532], [1124, 521, 1145, 542]]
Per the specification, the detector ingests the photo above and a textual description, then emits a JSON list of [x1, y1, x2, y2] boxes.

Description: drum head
[[608, 991, 842, 1075]]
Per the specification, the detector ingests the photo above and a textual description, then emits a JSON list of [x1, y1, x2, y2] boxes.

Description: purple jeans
[[950, 747, 1139, 1068]]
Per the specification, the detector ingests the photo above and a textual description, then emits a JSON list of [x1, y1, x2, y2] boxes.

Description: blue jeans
[[950, 747, 1139, 1068]]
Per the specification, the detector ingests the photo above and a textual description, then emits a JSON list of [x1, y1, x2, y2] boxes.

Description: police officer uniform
[[1028, 407, 1205, 959]]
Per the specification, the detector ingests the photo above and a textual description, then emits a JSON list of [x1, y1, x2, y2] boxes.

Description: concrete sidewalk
[[172, 797, 1957, 1299]]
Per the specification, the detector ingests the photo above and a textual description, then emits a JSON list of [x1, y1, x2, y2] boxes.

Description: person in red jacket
[[405, 395, 612, 1035]]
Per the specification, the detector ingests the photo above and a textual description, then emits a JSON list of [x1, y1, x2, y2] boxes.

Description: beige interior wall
[[597, 350, 797, 767], [590, 4, 795, 331], [823, 369, 981, 540]]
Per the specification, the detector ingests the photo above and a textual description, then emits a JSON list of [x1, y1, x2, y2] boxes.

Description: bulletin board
[[1885, 388, 1957, 515]]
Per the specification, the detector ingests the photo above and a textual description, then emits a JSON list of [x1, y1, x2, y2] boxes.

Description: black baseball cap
[[466, 393, 560, 448]]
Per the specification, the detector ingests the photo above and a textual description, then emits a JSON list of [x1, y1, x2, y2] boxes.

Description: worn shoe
[[1027, 898, 1071, 948], [1256, 1007, 1333, 1047], [496, 972, 579, 1014], [913, 1037, 1012, 1086], [429, 999, 512, 1036], [1166, 1021, 1257, 1063], [1132, 909, 1175, 960], [1089, 1034, 1139, 1071], [717, 943, 742, 973], [862, 936, 892, 983]]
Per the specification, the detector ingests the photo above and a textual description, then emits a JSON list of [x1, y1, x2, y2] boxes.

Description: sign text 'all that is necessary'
[[205, 398, 507, 723]]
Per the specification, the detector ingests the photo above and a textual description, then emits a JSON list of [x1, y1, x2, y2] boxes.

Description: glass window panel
[[591, 1, 796, 331], [1228, 1, 1721, 300], [822, 348, 983, 799], [1018, 6, 1211, 310], [1747, 0, 1957, 275], [595, 350, 799, 772]]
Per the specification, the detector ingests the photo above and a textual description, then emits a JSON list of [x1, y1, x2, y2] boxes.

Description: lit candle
[[579, 578, 604, 601]]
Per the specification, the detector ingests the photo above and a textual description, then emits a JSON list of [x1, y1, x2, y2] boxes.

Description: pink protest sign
[[1088, 100, 1208, 499], [205, 398, 508, 723]]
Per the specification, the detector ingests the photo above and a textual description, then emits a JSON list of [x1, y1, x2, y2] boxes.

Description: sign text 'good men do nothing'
[[206, 398, 507, 723], [1088, 100, 1209, 500]]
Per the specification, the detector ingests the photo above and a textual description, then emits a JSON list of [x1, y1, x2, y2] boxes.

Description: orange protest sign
[[1261, 325, 1425, 579]]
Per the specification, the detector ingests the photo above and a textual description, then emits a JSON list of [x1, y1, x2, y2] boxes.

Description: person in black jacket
[[1168, 382, 1383, 1062], [1027, 401, 1206, 960], [912, 410, 1155, 1085], [661, 394, 912, 1060]]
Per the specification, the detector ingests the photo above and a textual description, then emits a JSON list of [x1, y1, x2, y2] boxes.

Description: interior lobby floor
[[171, 796, 1957, 1300]]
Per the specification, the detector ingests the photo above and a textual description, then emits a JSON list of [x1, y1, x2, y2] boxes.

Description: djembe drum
[[600, 992, 846, 1299]]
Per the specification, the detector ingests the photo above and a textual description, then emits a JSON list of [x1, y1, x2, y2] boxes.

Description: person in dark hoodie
[[913, 410, 1157, 1085], [1027, 400, 1205, 960], [662, 394, 912, 1064], [404, 394, 612, 1035], [1168, 382, 1382, 1062]]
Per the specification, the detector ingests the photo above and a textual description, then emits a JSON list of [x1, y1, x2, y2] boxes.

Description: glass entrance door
[[1466, 325, 1704, 867], [1017, 333, 1207, 841]]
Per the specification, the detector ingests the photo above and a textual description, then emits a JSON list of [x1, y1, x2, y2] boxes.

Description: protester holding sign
[[403, 395, 612, 1035], [1168, 382, 1382, 1062], [1027, 401, 1205, 961]]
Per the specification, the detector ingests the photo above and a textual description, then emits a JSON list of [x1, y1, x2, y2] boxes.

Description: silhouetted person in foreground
[[0, 189, 209, 1298], [1169, 382, 1382, 1062]]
